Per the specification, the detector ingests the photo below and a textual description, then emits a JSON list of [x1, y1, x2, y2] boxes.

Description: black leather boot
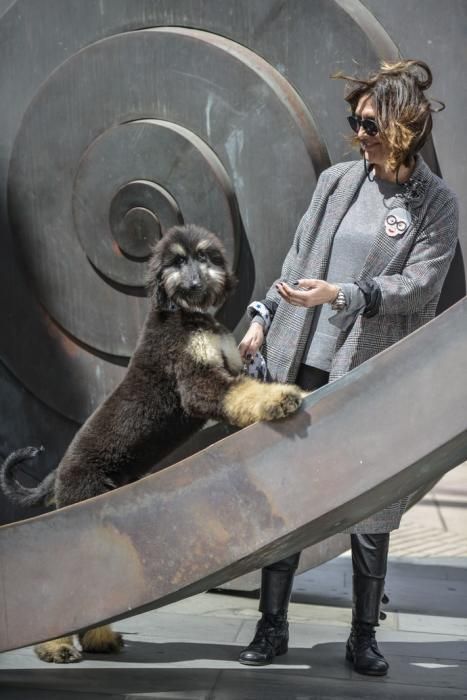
[[238, 552, 300, 666], [346, 534, 390, 676]]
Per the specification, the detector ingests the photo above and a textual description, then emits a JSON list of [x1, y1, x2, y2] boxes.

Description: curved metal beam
[[1, 298, 466, 652]]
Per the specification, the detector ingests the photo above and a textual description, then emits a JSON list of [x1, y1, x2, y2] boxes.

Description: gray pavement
[[1, 463, 466, 699]]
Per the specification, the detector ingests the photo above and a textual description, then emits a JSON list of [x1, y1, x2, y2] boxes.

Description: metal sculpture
[[1, 297, 466, 652], [0, 2, 465, 578]]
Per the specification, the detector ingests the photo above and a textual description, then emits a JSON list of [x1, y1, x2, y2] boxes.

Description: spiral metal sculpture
[[0, 1, 464, 528]]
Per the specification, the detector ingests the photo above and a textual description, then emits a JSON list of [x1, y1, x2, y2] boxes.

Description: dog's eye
[[174, 255, 187, 266], [208, 252, 224, 267]]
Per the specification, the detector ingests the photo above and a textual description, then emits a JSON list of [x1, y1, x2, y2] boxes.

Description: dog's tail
[[0, 446, 56, 507]]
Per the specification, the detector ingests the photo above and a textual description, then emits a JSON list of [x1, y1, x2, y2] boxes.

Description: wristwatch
[[331, 287, 347, 311]]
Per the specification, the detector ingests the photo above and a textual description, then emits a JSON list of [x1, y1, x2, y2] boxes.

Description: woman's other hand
[[238, 321, 265, 361], [276, 279, 339, 308]]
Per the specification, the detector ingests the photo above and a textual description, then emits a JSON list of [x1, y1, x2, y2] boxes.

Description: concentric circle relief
[[7, 25, 326, 415]]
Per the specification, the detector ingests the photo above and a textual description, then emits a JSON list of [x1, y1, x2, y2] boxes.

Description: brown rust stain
[[72, 524, 148, 614], [41, 308, 79, 357], [111, 241, 123, 257]]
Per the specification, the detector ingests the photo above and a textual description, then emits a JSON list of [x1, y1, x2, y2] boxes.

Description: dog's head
[[146, 225, 236, 311]]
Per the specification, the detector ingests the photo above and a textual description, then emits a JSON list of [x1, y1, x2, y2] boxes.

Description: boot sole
[[238, 646, 288, 666], [238, 658, 271, 666]]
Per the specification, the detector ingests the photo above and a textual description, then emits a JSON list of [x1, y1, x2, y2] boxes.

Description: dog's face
[[146, 225, 236, 311]]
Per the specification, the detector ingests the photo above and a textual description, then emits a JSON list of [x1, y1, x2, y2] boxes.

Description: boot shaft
[[259, 552, 300, 616], [352, 575, 386, 626]]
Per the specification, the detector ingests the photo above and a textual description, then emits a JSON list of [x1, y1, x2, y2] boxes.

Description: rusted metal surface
[[219, 479, 437, 592], [1, 298, 466, 653]]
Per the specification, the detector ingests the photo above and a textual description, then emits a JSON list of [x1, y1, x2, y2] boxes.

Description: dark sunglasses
[[347, 114, 378, 137]]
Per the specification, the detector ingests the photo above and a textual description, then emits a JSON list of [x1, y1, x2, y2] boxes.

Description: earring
[[364, 158, 375, 182]]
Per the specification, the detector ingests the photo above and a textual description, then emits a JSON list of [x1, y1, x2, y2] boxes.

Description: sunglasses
[[347, 114, 379, 137]]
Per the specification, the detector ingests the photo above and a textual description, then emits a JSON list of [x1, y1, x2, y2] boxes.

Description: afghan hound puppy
[[1, 224, 304, 663]]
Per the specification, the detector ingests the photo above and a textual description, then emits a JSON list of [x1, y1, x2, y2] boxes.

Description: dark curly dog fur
[[1, 224, 304, 664]]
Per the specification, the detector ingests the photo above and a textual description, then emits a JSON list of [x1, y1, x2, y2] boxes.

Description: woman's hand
[[276, 279, 339, 308], [238, 321, 265, 361]]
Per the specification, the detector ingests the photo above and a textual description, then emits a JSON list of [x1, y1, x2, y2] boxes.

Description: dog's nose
[[189, 279, 202, 290]]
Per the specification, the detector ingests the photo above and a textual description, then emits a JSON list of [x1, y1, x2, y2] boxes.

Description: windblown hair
[[333, 59, 444, 171]]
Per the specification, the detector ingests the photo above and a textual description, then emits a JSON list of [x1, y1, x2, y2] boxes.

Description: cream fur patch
[[222, 377, 304, 428], [34, 636, 81, 663], [207, 268, 226, 287], [196, 239, 212, 251], [170, 243, 187, 257], [219, 333, 243, 373], [186, 331, 243, 372]]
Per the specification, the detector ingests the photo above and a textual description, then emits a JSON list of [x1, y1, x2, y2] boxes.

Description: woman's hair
[[333, 59, 444, 171]]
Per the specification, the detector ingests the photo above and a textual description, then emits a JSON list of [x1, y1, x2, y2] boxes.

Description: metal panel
[[1, 298, 466, 652]]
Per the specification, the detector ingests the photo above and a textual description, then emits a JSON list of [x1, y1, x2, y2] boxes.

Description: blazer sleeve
[[372, 194, 459, 316]]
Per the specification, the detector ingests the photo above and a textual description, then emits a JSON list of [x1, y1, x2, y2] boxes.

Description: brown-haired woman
[[238, 59, 458, 676]]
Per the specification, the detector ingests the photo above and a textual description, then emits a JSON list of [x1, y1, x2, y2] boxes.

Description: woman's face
[[354, 93, 389, 168]]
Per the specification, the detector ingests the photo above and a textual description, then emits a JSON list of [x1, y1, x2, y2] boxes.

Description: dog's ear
[[152, 271, 169, 309], [213, 269, 237, 307], [224, 270, 238, 297], [145, 244, 169, 309]]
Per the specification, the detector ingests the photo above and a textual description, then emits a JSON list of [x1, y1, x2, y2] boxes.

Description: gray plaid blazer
[[260, 156, 459, 532]]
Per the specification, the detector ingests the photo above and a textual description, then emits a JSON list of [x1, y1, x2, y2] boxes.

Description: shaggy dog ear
[[152, 272, 169, 309], [145, 244, 169, 309], [223, 270, 238, 299]]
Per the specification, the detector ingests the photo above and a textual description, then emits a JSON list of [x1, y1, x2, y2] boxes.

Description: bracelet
[[331, 287, 346, 311]]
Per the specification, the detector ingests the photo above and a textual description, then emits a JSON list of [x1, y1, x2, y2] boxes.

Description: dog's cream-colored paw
[[260, 384, 304, 421], [223, 378, 303, 427], [79, 626, 124, 654], [35, 640, 82, 664]]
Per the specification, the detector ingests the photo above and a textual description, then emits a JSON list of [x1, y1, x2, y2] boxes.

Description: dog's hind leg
[[79, 625, 123, 654], [34, 481, 123, 662], [34, 471, 123, 664], [35, 636, 82, 664], [34, 626, 123, 664]]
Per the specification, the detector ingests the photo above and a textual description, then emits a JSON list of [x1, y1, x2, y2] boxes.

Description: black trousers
[[261, 365, 390, 618]]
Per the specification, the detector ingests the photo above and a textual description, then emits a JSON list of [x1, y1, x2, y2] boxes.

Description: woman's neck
[[373, 158, 416, 184]]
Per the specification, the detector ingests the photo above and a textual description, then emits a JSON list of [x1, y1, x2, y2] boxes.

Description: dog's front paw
[[35, 641, 82, 664], [260, 384, 304, 421]]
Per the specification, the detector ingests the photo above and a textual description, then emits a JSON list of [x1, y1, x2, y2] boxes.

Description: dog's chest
[[186, 331, 243, 374]]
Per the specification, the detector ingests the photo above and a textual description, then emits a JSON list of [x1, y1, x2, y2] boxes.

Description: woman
[[237, 59, 458, 676]]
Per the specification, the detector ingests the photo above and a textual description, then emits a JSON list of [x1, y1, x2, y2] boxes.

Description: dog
[[1, 224, 304, 663]]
